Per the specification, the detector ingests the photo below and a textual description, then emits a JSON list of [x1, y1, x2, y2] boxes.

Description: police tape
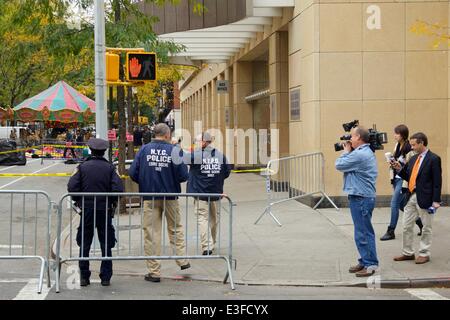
[[41, 144, 87, 149], [231, 168, 270, 173], [0, 173, 72, 177], [0, 172, 130, 179], [0, 147, 35, 155], [0, 143, 86, 155]]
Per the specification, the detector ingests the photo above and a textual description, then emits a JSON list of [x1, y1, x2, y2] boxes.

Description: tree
[[1, 0, 201, 182]]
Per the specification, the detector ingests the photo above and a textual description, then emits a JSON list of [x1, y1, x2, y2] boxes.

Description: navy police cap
[[87, 138, 109, 150]]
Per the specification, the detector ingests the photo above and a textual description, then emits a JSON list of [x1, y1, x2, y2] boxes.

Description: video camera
[[334, 120, 388, 152]]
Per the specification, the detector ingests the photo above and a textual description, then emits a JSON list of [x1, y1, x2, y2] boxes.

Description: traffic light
[[126, 52, 157, 82], [106, 53, 120, 82]]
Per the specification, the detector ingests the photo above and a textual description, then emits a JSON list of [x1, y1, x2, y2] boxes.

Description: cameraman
[[335, 126, 379, 277]]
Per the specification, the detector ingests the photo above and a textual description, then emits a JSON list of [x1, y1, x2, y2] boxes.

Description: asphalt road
[[1, 160, 450, 301]]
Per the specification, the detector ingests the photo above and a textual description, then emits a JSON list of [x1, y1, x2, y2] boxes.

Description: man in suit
[[391, 132, 442, 264]]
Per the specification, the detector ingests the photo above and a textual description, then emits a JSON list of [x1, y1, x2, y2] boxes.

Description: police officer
[[68, 138, 124, 287], [188, 132, 232, 255], [129, 123, 190, 283]]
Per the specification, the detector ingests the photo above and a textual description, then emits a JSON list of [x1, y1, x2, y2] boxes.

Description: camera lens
[[334, 143, 344, 152]]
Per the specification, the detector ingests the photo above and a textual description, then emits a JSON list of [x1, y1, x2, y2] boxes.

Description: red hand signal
[[129, 57, 142, 78]]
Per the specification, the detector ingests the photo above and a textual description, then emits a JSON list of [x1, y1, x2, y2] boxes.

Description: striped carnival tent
[[13, 81, 95, 123]]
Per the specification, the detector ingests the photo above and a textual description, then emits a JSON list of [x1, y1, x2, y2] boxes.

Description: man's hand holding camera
[[343, 141, 353, 153]]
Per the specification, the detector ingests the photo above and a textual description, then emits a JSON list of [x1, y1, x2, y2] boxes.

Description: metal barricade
[[0, 190, 52, 293], [54, 192, 235, 292], [255, 152, 339, 226]]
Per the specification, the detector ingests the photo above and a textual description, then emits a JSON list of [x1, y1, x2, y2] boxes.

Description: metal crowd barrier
[[0, 190, 53, 293], [54, 192, 235, 292], [255, 152, 339, 226]]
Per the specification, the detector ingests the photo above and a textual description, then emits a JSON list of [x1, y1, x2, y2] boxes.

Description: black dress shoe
[[380, 227, 395, 241], [80, 278, 90, 287], [101, 279, 110, 286], [202, 250, 213, 256], [180, 263, 191, 270], [144, 274, 161, 282]]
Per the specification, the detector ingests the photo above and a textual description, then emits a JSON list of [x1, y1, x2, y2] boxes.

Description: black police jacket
[[187, 147, 232, 201], [68, 156, 124, 210]]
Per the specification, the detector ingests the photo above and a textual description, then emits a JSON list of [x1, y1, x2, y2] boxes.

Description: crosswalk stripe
[[13, 279, 53, 300], [405, 289, 449, 300]]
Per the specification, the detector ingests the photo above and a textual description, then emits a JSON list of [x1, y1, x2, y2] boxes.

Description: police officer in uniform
[[68, 138, 124, 287], [187, 132, 232, 255]]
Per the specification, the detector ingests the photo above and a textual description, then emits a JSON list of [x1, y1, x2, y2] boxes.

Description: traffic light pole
[[94, 0, 108, 142]]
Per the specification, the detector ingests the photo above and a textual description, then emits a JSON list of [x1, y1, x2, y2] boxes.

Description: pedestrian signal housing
[[126, 52, 157, 82], [106, 53, 120, 82]]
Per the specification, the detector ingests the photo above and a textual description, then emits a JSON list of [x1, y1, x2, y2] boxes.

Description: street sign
[[108, 130, 117, 141], [138, 116, 148, 125], [216, 80, 229, 94], [126, 52, 157, 82]]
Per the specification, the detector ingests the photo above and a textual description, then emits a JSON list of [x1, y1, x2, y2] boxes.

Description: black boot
[[416, 218, 423, 236], [380, 227, 395, 241]]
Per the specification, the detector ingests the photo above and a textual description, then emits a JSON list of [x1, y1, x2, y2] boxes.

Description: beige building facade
[[160, 0, 450, 205]]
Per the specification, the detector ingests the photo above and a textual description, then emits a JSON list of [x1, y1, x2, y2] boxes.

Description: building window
[[290, 88, 300, 121]]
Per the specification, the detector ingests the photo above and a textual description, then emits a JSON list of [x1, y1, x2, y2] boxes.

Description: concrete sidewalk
[[57, 172, 450, 288]]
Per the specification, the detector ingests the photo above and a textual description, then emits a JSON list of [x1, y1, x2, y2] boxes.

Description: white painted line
[[405, 289, 450, 300], [0, 245, 23, 249], [0, 162, 60, 189], [13, 279, 53, 300], [0, 279, 32, 283], [0, 165, 17, 172], [0, 159, 40, 172]]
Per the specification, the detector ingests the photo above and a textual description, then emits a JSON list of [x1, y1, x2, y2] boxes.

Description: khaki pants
[[194, 199, 219, 252], [143, 200, 189, 277], [402, 193, 434, 258]]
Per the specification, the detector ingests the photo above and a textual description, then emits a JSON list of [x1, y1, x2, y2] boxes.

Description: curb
[[107, 269, 450, 289], [349, 278, 450, 289]]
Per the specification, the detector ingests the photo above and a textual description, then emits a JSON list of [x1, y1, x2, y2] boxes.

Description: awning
[[158, 0, 295, 63], [245, 89, 270, 102]]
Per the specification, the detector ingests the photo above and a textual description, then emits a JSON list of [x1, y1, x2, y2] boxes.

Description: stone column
[[269, 31, 290, 160], [233, 61, 254, 167]]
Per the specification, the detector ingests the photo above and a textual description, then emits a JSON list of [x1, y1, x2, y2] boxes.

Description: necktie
[[408, 155, 422, 193]]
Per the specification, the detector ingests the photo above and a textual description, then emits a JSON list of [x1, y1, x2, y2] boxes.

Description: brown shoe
[[355, 268, 375, 277], [348, 264, 365, 273], [393, 254, 415, 261], [415, 256, 430, 264]]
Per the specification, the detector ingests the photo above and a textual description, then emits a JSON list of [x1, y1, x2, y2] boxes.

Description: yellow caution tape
[[0, 173, 130, 179], [0, 173, 72, 177], [112, 147, 140, 151], [0, 147, 36, 155], [232, 168, 267, 173], [42, 144, 87, 149]]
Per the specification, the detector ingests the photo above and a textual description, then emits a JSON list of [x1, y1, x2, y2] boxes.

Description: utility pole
[[94, 0, 108, 142]]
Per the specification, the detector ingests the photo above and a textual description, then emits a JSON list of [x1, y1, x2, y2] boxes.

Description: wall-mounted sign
[[216, 80, 229, 94], [290, 88, 300, 121], [225, 107, 230, 126], [108, 130, 117, 141], [270, 95, 277, 123]]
